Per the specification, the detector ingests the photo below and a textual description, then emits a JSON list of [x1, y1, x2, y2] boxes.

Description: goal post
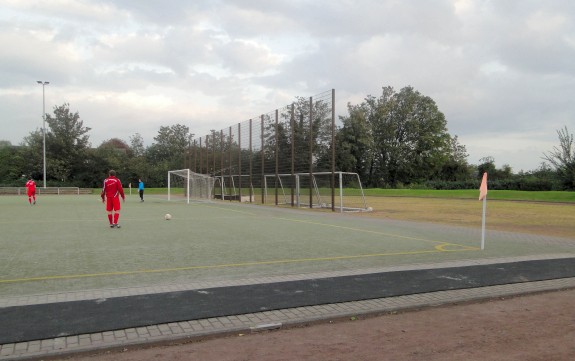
[[168, 169, 215, 203], [261, 172, 369, 212]]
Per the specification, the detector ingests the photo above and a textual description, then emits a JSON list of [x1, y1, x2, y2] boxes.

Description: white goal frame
[[167, 169, 215, 204], [263, 172, 369, 212]]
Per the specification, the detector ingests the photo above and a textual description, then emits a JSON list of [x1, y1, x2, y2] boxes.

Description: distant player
[[25, 177, 36, 205], [101, 170, 125, 228], [138, 178, 144, 202]]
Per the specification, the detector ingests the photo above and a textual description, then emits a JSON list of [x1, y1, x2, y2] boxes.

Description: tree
[[438, 135, 472, 181], [42, 103, 92, 184], [335, 102, 374, 185], [261, 97, 333, 175], [146, 124, 194, 186], [128, 133, 147, 182], [477, 156, 497, 178], [0, 144, 27, 185], [129, 133, 145, 158], [363, 86, 452, 186], [151, 124, 194, 163], [543, 126, 575, 190], [21, 130, 45, 180], [97, 138, 131, 175]]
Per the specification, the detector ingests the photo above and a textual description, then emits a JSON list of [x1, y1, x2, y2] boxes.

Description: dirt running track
[[60, 288, 575, 361]]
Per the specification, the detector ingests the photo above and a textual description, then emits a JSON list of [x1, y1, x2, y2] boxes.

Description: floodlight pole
[[37, 81, 50, 188]]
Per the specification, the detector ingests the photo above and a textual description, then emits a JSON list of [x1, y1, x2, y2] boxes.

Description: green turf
[[361, 189, 575, 202], [1, 194, 574, 297], [96, 188, 575, 202]]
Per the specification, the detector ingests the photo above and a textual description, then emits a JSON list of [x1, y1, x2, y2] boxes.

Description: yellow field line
[[0, 246, 478, 284], [270, 216, 471, 247], [203, 204, 472, 248]]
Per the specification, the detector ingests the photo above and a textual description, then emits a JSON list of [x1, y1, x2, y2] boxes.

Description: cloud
[[0, 0, 574, 171]]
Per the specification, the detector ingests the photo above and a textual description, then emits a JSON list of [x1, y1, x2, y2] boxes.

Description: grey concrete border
[[1, 255, 574, 361]]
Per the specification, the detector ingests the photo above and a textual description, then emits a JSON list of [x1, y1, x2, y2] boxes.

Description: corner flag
[[479, 172, 488, 249], [479, 172, 488, 201]]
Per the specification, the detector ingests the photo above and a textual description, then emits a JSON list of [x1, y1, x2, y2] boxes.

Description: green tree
[[0, 144, 27, 185], [439, 135, 471, 181], [127, 133, 148, 183], [21, 130, 47, 182], [270, 97, 333, 175], [146, 124, 194, 186], [335, 102, 374, 185], [129, 133, 145, 158], [42, 103, 92, 184], [477, 156, 497, 178], [96, 138, 130, 174], [151, 124, 193, 163], [543, 126, 575, 190], [364, 86, 452, 187]]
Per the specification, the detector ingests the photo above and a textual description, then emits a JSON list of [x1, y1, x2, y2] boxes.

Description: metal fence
[[187, 89, 337, 210]]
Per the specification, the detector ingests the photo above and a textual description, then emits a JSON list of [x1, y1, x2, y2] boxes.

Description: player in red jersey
[[25, 177, 37, 205], [100, 170, 125, 228]]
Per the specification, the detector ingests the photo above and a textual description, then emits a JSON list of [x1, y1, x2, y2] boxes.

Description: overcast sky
[[1, 0, 574, 172]]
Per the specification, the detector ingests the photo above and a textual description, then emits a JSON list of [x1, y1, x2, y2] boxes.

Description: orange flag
[[479, 172, 488, 201]]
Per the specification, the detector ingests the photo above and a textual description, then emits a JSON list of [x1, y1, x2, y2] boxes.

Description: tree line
[[0, 86, 573, 191]]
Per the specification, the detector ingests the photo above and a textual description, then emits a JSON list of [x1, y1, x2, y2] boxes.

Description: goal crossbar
[[168, 169, 215, 204]]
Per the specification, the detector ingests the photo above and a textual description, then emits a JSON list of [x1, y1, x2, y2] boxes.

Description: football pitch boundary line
[[0, 245, 479, 285], [203, 204, 477, 249]]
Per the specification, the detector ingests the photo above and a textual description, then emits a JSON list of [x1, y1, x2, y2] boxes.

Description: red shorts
[[105, 196, 121, 212], [27, 190, 35, 197]]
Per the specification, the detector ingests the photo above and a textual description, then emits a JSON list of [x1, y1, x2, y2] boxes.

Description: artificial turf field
[[1, 193, 574, 298]]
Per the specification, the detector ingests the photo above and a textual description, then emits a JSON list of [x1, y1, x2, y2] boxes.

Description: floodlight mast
[[37, 81, 50, 188]]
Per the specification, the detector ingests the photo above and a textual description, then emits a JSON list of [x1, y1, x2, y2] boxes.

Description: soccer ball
[[164, 213, 172, 220]]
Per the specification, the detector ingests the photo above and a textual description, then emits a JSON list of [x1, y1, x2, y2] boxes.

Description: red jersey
[[101, 176, 125, 201], [25, 180, 36, 192]]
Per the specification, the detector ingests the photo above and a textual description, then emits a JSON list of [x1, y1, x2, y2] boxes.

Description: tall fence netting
[[184, 89, 369, 212]]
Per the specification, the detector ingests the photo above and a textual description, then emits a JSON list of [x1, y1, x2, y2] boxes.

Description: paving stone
[[1, 258, 573, 361]]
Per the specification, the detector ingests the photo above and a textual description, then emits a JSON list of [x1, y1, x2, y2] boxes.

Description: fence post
[[309, 96, 313, 208], [261, 114, 265, 205], [275, 109, 279, 206], [238, 122, 242, 202], [229, 126, 232, 201], [220, 129, 224, 197], [331, 88, 336, 212], [193, 140, 197, 173], [249, 118, 253, 203], [199, 137, 203, 174], [291, 103, 295, 207]]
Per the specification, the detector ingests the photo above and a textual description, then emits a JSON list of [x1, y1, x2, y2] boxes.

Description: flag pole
[[481, 196, 486, 250], [478, 172, 488, 250]]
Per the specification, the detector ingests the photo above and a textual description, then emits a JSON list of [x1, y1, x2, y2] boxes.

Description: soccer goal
[[167, 169, 215, 203], [262, 172, 370, 212]]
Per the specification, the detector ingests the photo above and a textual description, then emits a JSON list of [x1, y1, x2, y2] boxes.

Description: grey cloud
[[1, 0, 574, 171]]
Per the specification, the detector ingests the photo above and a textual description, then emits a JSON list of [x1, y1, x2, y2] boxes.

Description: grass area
[[362, 189, 575, 203], [95, 188, 575, 203], [359, 196, 575, 239], [2, 191, 573, 297], [120, 187, 575, 238]]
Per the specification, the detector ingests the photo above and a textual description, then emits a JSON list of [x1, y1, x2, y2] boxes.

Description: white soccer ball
[[164, 213, 172, 220]]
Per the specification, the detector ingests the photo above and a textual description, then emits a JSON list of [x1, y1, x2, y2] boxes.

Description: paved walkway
[[1, 254, 574, 361]]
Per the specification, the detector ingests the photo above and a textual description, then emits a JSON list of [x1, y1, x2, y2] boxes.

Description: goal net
[[168, 169, 215, 203], [262, 172, 370, 212]]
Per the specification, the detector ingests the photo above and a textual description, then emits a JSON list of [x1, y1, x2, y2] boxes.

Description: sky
[[1, 0, 574, 173]]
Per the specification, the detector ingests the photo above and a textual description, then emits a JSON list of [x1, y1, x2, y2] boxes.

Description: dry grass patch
[[356, 197, 575, 239]]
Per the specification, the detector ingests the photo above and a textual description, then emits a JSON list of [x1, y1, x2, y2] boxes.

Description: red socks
[[114, 213, 119, 224]]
